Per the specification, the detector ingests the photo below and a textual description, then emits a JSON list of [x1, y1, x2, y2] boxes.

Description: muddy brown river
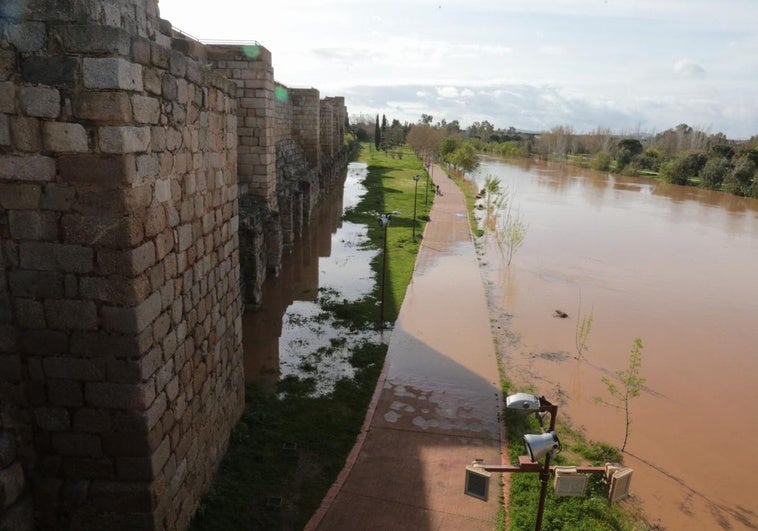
[[473, 157, 758, 530], [244, 157, 758, 529]]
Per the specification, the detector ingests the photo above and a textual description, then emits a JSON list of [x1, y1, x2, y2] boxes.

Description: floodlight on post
[[412, 174, 420, 241]]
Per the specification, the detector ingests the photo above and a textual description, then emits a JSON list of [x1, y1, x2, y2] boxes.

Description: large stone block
[[0, 354, 22, 381], [33, 407, 71, 431], [57, 24, 131, 56], [97, 241, 155, 277], [44, 299, 98, 330], [131, 95, 160, 124], [13, 298, 46, 328], [19, 86, 60, 118], [0, 432, 17, 468], [101, 291, 161, 334], [0, 113, 9, 146], [6, 21, 46, 52], [85, 381, 156, 411], [62, 212, 144, 249], [43, 122, 89, 152], [0, 495, 33, 531], [0, 82, 14, 112], [43, 356, 104, 381], [59, 153, 137, 184], [19, 242, 93, 274], [22, 56, 78, 86], [0, 155, 55, 182], [8, 210, 59, 241], [0, 462, 25, 509], [98, 126, 150, 153], [47, 379, 84, 407], [51, 432, 102, 458], [83, 58, 143, 91], [72, 91, 132, 122], [73, 408, 111, 433], [10, 115, 42, 152], [0, 183, 41, 209], [8, 270, 64, 299], [41, 183, 75, 211]]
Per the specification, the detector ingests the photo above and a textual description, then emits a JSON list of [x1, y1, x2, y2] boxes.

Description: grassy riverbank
[[190, 144, 431, 530]]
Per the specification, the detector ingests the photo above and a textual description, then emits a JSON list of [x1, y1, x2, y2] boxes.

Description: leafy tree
[[617, 138, 643, 156], [723, 157, 756, 196], [380, 114, 388, 149], [420, 113, 433, 125], [591, 151, 612, 171], [660, 152, 706, 185], [700, 157, 730, 189], [709, 144, 735, 160], [438, 136, 459, 160], [595, 337, 645, 452], [374, 115, 380, 151], [446, 141, 479, 173]]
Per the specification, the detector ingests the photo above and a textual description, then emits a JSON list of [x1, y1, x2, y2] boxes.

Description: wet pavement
[[306, 166, 504, 531]]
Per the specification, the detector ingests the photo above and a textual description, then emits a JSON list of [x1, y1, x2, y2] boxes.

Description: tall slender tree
[[374, 114, 380, 151]]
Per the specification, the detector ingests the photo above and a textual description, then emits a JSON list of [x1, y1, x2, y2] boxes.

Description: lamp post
[[424, 161, 431, 205], [412, 174, 420, 241], [465, 393, 633, 530], [377, 213, 391, 329]]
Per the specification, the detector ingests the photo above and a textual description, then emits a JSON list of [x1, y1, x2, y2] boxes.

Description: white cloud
[[436, 87, 460, 98], [673, 60, 706, 78]]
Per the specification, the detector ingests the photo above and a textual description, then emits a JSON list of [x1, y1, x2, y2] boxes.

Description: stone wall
[[0, 0, 244, 529], [0, 0, 348, 529], [208, 49, 348, 310]]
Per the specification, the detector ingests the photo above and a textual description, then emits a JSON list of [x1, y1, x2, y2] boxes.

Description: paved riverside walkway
[[306, 165, 505, 531]]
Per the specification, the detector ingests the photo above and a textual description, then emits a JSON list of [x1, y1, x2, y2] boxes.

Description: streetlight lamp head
[[505, 392, 541, 414], [524, 431, 561, 462], [377, 213, 392, 227]]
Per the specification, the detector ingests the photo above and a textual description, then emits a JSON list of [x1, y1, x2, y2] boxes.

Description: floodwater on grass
[[472, 157, 758, 530], [242, 162, 383, 396]]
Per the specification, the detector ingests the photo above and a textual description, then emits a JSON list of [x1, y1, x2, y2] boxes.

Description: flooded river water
[[473, 157, 758, 530]]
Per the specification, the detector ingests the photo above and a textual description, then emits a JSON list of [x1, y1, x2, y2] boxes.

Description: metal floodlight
[[464, 462, 491, 501], [608, 467, 633, 503], [524, 431, 560, 462], [505, 392, 541, 414], [553, 466, 589, 497]]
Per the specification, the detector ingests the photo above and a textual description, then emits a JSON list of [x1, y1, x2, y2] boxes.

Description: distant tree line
[[350, 114, 758, 198]]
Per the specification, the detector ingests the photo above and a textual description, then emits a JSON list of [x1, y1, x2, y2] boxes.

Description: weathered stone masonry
[[0, 1, 348, 530]]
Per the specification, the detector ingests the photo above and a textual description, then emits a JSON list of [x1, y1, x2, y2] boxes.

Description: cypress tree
[[374, 114, 380, 150]]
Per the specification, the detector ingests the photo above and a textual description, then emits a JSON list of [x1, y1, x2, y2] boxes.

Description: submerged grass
[[190, 144, 431, 530]]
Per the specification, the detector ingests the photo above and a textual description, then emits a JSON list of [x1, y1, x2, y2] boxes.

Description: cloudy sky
[[159, 0, 757, 138]]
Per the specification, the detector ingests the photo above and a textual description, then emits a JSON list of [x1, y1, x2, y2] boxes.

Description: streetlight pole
[[424, 161, 431, 205], [534, 397, 558, 531], [378, 213, 391, 329], [412, 174, 420, 241]]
